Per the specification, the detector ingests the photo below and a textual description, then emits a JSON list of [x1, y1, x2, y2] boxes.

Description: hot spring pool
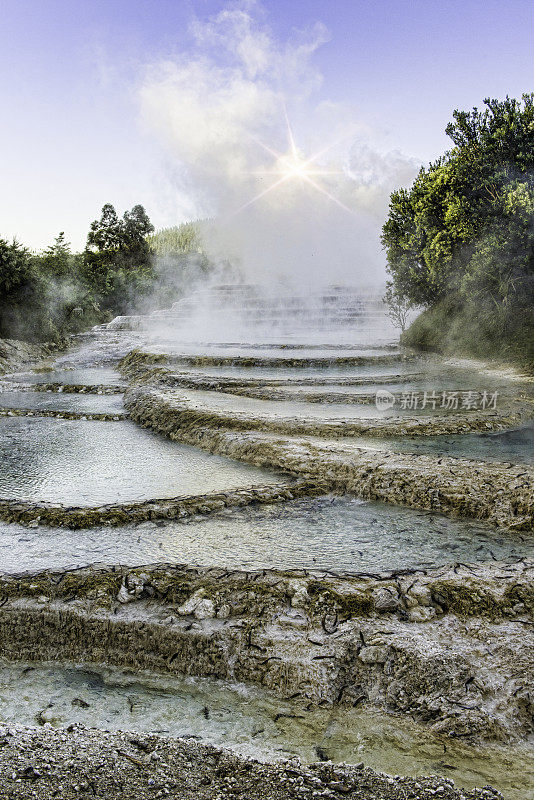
[[0, 660, 530, 799], [0, 416, 285, 506], [0, 496, 530, 574]]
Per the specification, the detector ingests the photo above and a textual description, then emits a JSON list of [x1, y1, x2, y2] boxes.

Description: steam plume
[[138, 1, 418, 288]]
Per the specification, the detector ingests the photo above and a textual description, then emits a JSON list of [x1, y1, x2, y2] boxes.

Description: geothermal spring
[[0, 284, 533, 799]]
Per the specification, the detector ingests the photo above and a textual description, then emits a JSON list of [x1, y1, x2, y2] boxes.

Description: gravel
[[0, 724, 503, 800]]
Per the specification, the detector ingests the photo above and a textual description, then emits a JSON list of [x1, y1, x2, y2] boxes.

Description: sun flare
[[232, 112, 356, 218]]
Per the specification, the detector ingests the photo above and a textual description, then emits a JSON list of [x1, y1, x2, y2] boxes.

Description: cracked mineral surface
[[0, 325, 532, 799]]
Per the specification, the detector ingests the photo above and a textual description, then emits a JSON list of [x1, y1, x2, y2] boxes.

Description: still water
[[347, 422, 534, 465], [1, 496, 530, 574], [0, 660, 531, 799], [0, 390, 124, 415], [167, 387, 502, 420], [3, 367, 124, 386], [0, 417, 285, 506]]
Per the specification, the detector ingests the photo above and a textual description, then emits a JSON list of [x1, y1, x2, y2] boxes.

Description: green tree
[[382, 94, 534, 366], [83, 203, 155, 312], [39, 232, 73, 278], [148, 222, 204, 256], [0, 238, 35, 338], [121, 205, 155, 270]]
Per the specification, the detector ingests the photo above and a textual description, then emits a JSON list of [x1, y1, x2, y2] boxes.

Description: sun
[[232, 111, 356, 217], [275, 149, 328, 181], [281, 153, 309, 178]]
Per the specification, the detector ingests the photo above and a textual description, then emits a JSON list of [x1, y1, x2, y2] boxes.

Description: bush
[[383, 94, 534, 369]]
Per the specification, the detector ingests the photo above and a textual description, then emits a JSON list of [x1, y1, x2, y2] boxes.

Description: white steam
[[138, 1, 418, 289]]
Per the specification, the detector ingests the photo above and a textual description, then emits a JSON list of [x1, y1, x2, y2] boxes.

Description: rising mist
[[138, 2, 418, 292]]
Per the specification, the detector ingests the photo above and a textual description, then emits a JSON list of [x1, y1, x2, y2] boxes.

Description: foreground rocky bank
[[0, 724, 504, 800], [1, 560, 532, 742]]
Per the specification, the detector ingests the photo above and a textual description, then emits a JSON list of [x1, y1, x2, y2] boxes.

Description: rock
[[117, 583, 136, 604], [177, 589, 207, 616], [372, 587, 399, 612], [194, 599, 215, 620], [217, 604, 231, 619], [19, 765, 41, 779], [126, 573, 148, 595], [288, 579, 309, 609], [118, 573, 147, 603], [407, 606, 436, 622], [407, 585, 432, 607], [359, 646, 389, 664]]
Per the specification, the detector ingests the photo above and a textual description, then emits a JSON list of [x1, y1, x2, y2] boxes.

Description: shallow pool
[[166, 387, 497, 421], [0, 417, 284, 506], [173, 362, 424, 380], [156, 345, 399, 359], [0, 496, 530, 574], [0, 660, 531, 799], [0, 390, 124, 415], [4, 367, 124, 386], [349, 422, 534, 465]]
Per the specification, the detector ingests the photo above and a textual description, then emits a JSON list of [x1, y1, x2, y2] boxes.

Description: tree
[[83, 204, 122, 301], [383, 282, 413, 333], [148, 222, 205, 256], [0, 205, 160, 343], [121, 205, 155, 271], [83, 203, 155, 312], [381, 94, 534, 365], [39, 232, 73, 278], [0, 238, 32, 297], [0, 238, 34, 338]]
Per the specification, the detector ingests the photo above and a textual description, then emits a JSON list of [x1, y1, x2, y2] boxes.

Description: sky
[[1, 0, 533, 254]]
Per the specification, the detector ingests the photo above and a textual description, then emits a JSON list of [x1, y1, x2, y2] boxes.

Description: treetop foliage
[[148, 221, 206, 256], [382, 94, 534, 365], [0, 204, 216, 343]]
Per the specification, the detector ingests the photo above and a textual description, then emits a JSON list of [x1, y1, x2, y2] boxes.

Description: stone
[[177, 589, 207, 616], [288, 579, 309, 609], [117, 583, 136, 604], [372, 587, 399, 612], [194, 599, 215, 620], [359, 646, 389, 664], [407, 606, 436, 622], [407, 585, 432, 607]]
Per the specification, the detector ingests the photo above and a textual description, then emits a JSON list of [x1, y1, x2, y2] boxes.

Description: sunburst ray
[[232, 112, 356, 218]]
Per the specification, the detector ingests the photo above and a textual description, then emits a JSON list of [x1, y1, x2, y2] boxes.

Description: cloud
[[138, 0, 418, 287]]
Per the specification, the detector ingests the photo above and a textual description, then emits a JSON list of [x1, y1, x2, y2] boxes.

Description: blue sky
[[1, 0, 533, 251]]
